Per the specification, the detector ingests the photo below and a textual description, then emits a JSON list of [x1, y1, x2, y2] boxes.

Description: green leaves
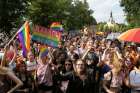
[[0, 0, 96, 37], [27, 0, 96, 30], [0, 0, 28, 36], [96, 22, 128, 32], [120, 0, 140, 27]]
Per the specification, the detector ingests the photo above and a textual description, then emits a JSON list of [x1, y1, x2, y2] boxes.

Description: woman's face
[[65, 61, 72, 71], [76, 60, 85, 73]]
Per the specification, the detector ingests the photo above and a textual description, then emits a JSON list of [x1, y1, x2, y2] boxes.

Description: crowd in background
[[0, 28, 140, 93]]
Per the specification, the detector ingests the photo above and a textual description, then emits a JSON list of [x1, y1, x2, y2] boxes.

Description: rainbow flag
[[32, 25, 61, 47], [50, 22, 63, 31], [18, 21, 31, 57], [40, 47, 49, 58]]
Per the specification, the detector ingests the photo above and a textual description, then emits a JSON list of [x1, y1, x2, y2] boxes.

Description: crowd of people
[[0, 28, 140, 93]]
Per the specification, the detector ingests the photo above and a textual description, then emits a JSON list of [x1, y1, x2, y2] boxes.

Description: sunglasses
[[65, 64, 71, 66]]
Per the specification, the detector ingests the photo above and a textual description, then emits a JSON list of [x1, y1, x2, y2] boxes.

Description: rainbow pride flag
[[40, 47, 49, 58], [18, 21, 31, 57], [50, 22, 63, 31], [32, 25, 61, 47]]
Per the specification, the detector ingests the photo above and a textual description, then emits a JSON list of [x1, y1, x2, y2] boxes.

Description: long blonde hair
[[112, 52, 122, 73]]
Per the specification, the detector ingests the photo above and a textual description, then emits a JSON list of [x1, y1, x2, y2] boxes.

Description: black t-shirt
[[53, 48, 68, 65], [65, 70, 96, 93]]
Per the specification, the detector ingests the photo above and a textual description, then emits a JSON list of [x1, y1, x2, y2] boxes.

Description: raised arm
[[1, 45, 9, 66], [81, 48, 90, 60], [9, 42, 17, 69], [48, 47, 54, 61], [101, 48, 109, 61], [10, 41, 17, 63], [115, 47, 122, 60]]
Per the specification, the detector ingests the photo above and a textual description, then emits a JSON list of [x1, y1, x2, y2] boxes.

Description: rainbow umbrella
[[118, 28, 140, 43]]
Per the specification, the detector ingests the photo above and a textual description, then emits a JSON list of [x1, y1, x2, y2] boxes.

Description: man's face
[[76, 60, 85, 73]]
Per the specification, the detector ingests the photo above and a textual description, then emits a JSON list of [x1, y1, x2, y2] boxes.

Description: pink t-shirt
[[37, 62, 53, 86]]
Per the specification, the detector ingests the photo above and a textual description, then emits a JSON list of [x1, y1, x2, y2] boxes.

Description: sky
[[86, 0, 126, 23]]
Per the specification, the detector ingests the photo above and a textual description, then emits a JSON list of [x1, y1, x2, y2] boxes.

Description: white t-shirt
[[26, 61, 37, 71], [130, 70, 140, 90], [0, 52, 4, 59]]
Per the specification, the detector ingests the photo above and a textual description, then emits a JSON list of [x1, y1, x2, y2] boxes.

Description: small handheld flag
[[40, 47, 49, 58], [50, 22, 63, 31]]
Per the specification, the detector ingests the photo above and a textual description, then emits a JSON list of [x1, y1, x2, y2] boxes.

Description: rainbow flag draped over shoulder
[[18, 21, 31, 57], [50, 22, 63, 31]]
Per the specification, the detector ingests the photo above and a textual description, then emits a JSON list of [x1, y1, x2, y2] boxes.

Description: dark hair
[[86, 52, 99, 65], [65, 58, 72, 64], [72, 53, 79, 60]]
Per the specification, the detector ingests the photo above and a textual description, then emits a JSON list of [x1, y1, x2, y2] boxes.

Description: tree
[[27, 0, 96, 30], [96, 22, 128, 32], [0, 0, 28, 37], [66, 0, 96, 30], [0, 0, 96, 38], [120, 0, 140, 27], [96, 22, 106, 32]]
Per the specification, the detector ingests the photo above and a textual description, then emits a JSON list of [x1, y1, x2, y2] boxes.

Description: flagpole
[[7, 30, 20, 46], [7, 21, 28, 46]]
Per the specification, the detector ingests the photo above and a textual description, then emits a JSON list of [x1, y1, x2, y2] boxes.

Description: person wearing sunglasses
[[60, 59, 73, 76]]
